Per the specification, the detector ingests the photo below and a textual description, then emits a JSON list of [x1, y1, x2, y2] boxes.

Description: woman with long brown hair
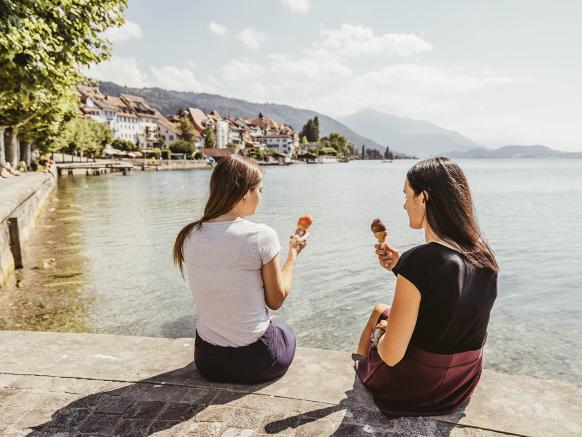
[[174, 155, 308, 383], [355, 157, 498, 417]]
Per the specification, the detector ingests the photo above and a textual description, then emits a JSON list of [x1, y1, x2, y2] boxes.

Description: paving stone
[[226, 407, 263, 429], [112, 418, 152, 437], [94, 395, 134, 415], [123, 400, 165, 420], [221, 428, 257, 437], [294, 417, 335, 437], [158, 402, 203, 421], [185, 421, 224, 436], [195, 404, 236, 423], [176, 386, 219, 404], [147, 419, 182, 435], [77, 413, 121, 434], [259, 411, 300, 434]]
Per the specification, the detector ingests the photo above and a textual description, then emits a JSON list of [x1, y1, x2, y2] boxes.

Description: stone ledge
[[0, 330, 580, 436]]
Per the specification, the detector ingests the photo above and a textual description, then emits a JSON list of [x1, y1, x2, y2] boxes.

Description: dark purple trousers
[[356, 309, 483, 417], [194, 320, 296, 384]]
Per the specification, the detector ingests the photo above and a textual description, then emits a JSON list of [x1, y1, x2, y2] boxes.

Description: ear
[[422, 190, 429, 204]]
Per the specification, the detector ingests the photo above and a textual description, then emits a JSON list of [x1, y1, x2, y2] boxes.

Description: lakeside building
[[78, 85, 301, 157]]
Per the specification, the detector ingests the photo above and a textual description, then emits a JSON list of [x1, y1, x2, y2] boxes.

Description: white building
[[258, 135, 296, 155], [216, 120, 229, 149]]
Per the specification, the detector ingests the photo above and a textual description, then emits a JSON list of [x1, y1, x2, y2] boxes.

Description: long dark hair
[[407, 157, 499, 273], [173, 155, 262, 275]]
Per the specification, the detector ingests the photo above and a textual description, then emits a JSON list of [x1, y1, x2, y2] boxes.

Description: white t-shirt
[[183, 219, 281, 347]]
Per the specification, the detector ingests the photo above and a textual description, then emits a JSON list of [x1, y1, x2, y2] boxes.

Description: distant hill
[[445, 145, 582, 159], [97, 82, 385, 152], [338, 108, 482, 158]]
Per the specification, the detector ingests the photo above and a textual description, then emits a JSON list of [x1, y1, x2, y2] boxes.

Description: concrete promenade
[[0, 331, 580, 436], [0, 170, 56, 288]]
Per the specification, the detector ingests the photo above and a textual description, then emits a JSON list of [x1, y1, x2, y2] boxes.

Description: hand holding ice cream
[[291, 214, 312, 255], [370, 218, 400, 271]]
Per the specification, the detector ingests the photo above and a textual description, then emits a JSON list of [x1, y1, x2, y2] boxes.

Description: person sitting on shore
[[173, 155, 308, 383], [355, 157, 498, 417]]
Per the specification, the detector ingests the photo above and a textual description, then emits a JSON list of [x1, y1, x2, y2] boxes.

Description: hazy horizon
[[88, 0, 582, 152]]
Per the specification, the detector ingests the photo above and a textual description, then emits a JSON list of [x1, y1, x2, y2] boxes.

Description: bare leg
[[356, 304, 390, 356]]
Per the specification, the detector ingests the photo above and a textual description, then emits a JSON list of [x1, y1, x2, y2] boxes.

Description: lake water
[[2, 160, 581, 386]]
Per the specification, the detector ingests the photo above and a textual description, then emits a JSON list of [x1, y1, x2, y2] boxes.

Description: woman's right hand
[[375, 242, 400, 271], [289, 232, 309, 256]]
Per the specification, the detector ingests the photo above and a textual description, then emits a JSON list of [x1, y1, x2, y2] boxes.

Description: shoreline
[[0, 168, 57, 288]]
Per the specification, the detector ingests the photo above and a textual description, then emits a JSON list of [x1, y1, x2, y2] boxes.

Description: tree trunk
[[20, 139, 31, 166], [0, 127, 5, 166], [5, 127, 19, 168]]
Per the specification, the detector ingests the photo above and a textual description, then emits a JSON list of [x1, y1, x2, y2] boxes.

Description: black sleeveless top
[[392, 242, 497, 354]]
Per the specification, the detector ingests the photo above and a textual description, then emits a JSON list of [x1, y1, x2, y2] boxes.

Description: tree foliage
[[0, 0, 127, 127], [300, 116, 320, 143], [319, 132, 355, 158], [178, 115, 197, 145], [204, 127, 216, 148], [0, 0, 126, 164], [169, 140, 195, 155], [55, 117, 113, 156]]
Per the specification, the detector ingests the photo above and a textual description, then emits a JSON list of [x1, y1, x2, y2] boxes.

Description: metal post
[[7, 218, 23, 269]]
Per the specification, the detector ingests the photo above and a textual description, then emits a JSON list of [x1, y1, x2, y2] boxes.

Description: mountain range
[[445, 145, 582, 159], [338, 108, 482, 158]]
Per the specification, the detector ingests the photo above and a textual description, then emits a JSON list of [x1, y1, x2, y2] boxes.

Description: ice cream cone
[[371, 218, 388, 243], [295, 214, 313, 237]]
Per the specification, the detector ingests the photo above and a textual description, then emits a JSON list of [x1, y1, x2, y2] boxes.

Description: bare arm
[[261, 234, 308, 310], [376, 274, 421, 366]]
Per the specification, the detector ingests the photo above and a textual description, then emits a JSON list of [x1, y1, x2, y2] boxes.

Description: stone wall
[[0, 169, 56, 288]]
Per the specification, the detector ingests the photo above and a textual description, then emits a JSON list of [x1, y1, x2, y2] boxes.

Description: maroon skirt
[[356, 310, 483, 417]]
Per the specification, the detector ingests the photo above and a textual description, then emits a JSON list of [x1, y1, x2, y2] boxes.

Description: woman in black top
[[355, 157, 498, 417]]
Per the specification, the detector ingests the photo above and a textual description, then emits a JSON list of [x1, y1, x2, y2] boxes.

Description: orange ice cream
[[295, 214, 313, 237]]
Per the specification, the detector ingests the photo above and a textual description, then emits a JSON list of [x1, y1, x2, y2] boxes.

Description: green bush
[[169, 139, 195, 155], [193, 150, 204, 160], [161, 149, 172, 160]]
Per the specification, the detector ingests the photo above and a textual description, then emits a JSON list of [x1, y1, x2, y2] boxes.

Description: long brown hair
[[407, 157, 499, 273], [173, 155, 262, 275]]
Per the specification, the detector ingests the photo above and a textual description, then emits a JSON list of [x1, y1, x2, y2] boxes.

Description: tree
[[361, 145, 366, 159], [0, 0, 127, 166], [384, 146, 394, 160], [313, 116, 320, 142], [320, 132, 354, 158], [204, 128, 216, 148], [300, 118, 318, 143], [169, 140, 195, 155], [111, 138, 137, 152], [178, 116, 197, 145], [301, 136, 308, 145]]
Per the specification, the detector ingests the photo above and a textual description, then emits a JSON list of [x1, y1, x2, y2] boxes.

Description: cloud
[[87, 56, 149, 88], [102, 20, 143, 43], [319, 24, 432, 57], [281, 0, 310, 13], [150, 66, 202, 92], [87, 57, 211, 93], [238, 27, 266, 50], [209, 21, 227, 36]]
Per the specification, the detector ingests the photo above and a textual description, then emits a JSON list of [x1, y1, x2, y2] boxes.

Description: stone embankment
[[0, 169, 56, 288], [0, 331, 580, 436]]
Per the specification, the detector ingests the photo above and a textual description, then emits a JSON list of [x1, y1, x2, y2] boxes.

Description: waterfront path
[[1, 331, 580, 436]]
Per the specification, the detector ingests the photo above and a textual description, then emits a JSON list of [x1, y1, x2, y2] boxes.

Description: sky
[[88, 0, 582, 151]]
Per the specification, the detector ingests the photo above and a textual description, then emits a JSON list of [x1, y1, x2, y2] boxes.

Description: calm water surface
[[2, 160, 581, 386]]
